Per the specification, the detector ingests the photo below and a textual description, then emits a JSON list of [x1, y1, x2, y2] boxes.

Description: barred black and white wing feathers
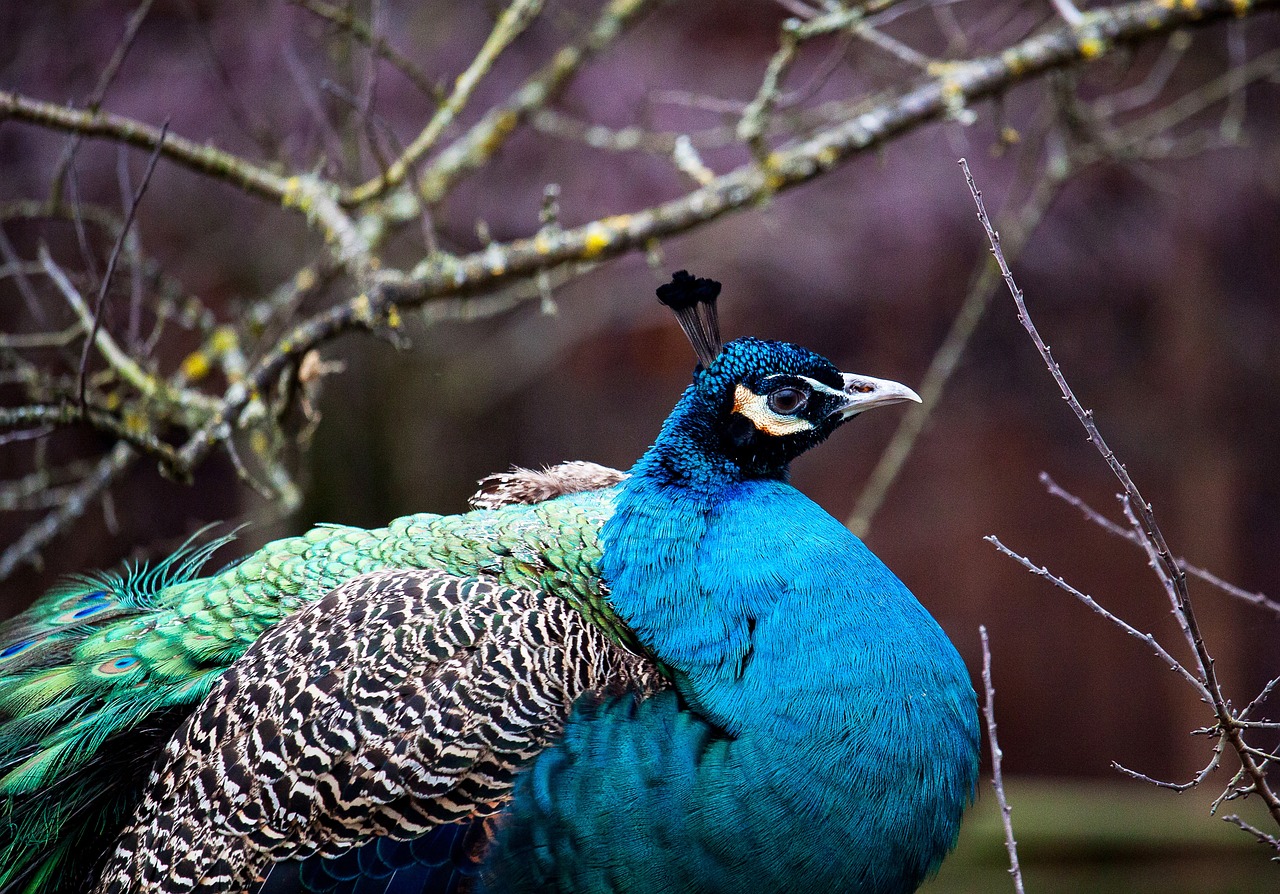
[[94, 569, 666, 894]]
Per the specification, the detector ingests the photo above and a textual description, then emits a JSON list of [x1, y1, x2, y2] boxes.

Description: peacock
[[0, 271, 980, 894]]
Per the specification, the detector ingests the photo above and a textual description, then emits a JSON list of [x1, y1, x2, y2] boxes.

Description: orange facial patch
[[732, 384, 815, 437]]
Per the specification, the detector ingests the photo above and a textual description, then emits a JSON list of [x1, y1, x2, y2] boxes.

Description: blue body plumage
[[486, 336, 980, 893]]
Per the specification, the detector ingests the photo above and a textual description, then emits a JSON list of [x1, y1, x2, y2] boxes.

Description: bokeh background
[[3, 1, 1279, 890]]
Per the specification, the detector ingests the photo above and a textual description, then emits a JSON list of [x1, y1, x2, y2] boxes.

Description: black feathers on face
[[689, 338, 851, 478]]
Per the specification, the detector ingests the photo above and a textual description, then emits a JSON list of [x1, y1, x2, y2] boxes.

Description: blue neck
[[595, 394, 980, 890]]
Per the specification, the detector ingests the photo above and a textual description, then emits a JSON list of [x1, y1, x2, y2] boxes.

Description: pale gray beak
[[830, 373, 922, 420]]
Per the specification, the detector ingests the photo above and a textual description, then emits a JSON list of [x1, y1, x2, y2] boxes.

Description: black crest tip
[[657, 270, 724, 369], [656, 270, 721, 311]]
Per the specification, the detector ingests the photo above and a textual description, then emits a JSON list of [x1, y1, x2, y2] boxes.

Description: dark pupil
[[768, 387, 806, 415]]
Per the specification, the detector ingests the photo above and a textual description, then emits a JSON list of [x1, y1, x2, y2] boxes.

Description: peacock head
[[656, 271, 921, 479]]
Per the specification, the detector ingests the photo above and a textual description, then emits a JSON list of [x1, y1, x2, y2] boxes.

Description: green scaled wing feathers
[[0, 480, 625, 894]]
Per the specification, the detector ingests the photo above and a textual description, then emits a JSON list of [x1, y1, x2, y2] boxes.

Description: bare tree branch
[[290, 0, 439, 100], [0, 443, 136, 579], [966, 157, 1280, 845], [3, 0, 1277, 591], [342, 0, 545, 206], [76, 121, 166, 407]]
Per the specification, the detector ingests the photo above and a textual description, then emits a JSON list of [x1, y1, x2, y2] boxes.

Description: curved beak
[[829, 373, 922, 420]]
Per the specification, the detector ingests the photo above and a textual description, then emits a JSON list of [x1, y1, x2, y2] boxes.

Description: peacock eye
[[767, 387, 808, 415]]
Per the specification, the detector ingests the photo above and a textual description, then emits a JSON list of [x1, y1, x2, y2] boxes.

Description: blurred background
[[2, 1, 1279, 889]]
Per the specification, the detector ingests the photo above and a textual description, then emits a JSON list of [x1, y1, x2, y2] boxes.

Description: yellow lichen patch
[[1078, 36, 1105, 59], [351, 293, 374, 324], [760, 154, 789, 191], [817, 145, 840, 168], [732, 385, 814, 438], [104, 391, 122, 411], [482, 110, 519, 153], [386, 305, 402, 329], [581, 222, 615, 258], [534, 231, 555, 255], [281, 176, 310, 212], [1000, 49, 1025, 76], [123, 408, 150, 438], [181, 351, 211, 381], [250, 429, 270, 457], [210, 326, 237, 355], [1228, 0, 1250, 14], [418, 173, 446, 203], [294, 267, 317, 292]]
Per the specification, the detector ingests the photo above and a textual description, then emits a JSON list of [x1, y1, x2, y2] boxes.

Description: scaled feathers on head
[[656, 270, 722, 368]]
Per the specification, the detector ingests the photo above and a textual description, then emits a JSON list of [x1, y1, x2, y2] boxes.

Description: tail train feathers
[[292, 819, 489, 894]]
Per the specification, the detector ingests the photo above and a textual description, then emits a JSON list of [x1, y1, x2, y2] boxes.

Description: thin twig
[[0, 460, 97, 511], [77, 121, 167, 407], [986, 535, 1211, 698], [39, 245, 215, 413], [850, 159, 1064, 535], [0, 93, 367, 269], [980, 625, 1028, 894], [0, 404, 182, 474], [1040, 473, 1280, 619], [855, 23, 935, 70], [1049, 0, 1085, 28], [416, 0, 659, 204], [0, 224, 48, 324], [1241, 676, 1280, 722], [49, 0, 157, 202], [1222, 815, 1280, 851], [1112, 744, 1222, 792], [0, 91, 290, 203]]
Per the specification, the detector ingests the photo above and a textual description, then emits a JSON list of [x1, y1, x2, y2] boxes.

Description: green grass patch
[[922, 777, 1276, 894]]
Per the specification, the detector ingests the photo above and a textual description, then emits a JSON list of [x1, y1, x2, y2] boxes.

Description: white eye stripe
[[796, 375, 847, 400], [759, 374, 845, 402]]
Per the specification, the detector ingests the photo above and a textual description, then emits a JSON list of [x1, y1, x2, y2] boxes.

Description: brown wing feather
[[468, 461, 625, 510]]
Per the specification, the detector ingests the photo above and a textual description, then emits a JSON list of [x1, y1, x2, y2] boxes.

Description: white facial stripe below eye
[[733, 384, 816, 437]]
